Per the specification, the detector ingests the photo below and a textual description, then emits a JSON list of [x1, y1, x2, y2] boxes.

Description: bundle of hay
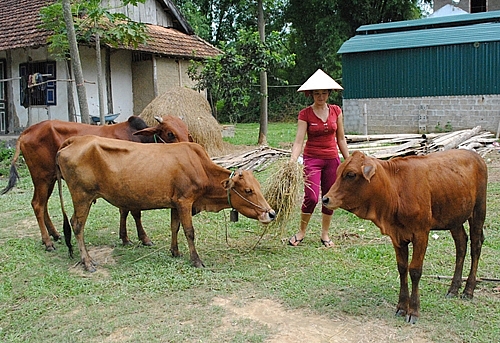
[[262, 159, 303, 233], [139, 87, 229, 156]]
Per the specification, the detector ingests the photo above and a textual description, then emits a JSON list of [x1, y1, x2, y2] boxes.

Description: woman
[[289, 69, 349, 248]]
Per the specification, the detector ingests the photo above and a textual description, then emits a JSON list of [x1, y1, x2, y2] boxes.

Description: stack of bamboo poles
[[212, 127, 496, 172], [211, 146, 291, 171], [347, 126, 496, 159]]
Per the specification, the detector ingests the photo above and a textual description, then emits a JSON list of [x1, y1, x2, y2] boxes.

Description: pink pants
[[301, 156, 341, 215]]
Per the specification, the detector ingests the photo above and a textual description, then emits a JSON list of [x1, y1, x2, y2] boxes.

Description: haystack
[[139, 87, 229, 156]]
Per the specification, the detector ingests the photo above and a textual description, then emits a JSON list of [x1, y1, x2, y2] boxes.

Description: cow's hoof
[[142, 240, 154, 246], [461, 292, 474, 300], [395, 309, 406, 317], [192, 260, 205, 268], [405, 314, 418, 324], [83, 261, 97, 273], [52, 234, 61, 242], [445, 291, 458, 298], [44, 244, 56, 252]]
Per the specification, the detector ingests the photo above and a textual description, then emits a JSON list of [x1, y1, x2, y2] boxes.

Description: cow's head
[[322, 151, 378, 213], [222, 169, 276, 224], [133, 115, 193, 143]]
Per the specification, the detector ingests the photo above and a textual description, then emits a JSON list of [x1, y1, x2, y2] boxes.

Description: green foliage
[[434, 121, 453, 133], [0, 141, 14, 163], [0, 142, 15, 176], [178, 0, 429, 125], [39, 0, 148, 60], [188, 29, 295, 123]]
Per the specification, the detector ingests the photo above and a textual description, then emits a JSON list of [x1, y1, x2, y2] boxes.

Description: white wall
[[110, 50, 134, 121], [72, 47, 135, 123]]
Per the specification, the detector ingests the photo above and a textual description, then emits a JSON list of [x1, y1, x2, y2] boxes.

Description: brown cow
[[56, 137, 275, 271], [1, 115, 191, 251], [321, 149, 487, 324]]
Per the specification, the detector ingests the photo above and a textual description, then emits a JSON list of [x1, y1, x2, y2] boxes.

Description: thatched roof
[[139, 87, 230, 156]]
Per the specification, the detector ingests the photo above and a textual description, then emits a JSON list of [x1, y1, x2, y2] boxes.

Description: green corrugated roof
[[338, 10, 500, 54]]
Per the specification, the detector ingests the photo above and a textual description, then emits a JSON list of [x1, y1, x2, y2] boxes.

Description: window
[[19, 61, 56, 107], [471, 0, 487, 13]]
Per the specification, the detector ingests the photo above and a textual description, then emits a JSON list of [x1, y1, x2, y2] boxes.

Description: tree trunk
[[257, 0, 268, 145], [95, 33, 106, 125], [62, 0, 90, 123], [65, 59, 77, 122]]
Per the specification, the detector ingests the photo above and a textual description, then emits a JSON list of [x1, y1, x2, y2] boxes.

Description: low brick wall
[[342, 95, 500, 135]]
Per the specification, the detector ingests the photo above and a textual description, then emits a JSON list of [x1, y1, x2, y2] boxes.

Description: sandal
[[321, 239, 334, 248], [288, 234, 304, 247]]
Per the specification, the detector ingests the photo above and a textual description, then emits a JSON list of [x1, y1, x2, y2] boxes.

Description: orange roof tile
[[138, 25, 221, 59], [0, 0, 221, 59], [0, 0, 52, 51]]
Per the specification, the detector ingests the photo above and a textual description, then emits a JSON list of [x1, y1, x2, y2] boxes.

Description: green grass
[[222, 122, 297, 148], [0, 122, 499, 342]]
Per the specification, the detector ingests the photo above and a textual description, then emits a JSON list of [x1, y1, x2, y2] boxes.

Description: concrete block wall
[[342, 95, 500, 135]]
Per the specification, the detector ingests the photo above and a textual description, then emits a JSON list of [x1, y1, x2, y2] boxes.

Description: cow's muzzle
[[322, 195, 335, 209], [260, 209, 276, 224]]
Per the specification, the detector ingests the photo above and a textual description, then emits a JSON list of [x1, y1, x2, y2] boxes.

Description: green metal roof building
[[338, 10, 500, 135]]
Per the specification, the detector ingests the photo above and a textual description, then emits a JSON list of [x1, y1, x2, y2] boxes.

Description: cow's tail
[[56, 156, 73, 258], [1, 139, 21, 195]]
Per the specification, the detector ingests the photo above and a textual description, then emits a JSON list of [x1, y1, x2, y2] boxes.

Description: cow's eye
[[345, 171, 356, 179], [167, 132, 176, 140], [245, 188, 253, 195]]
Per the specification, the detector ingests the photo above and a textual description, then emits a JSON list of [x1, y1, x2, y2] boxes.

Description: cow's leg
[[170, 208, 181, 258], [118, 209, 152, 246], [71, 203, 95, 272], [406, 234, 429, 324], [177, 204, 204, 268], [119, 208, 132, 245], [31, 180, 60, 251], [446, 225, 468, 297], [393, 240, 410, 318], [43, 180, 60, 240], [130, 210, 153, 246], [463, 214, 485, 298]]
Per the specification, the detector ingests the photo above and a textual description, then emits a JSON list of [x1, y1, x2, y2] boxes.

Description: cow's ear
[[362, 163, 376, 182], [221, 178, 235, 190], [188, 134, 194, 142], [133, 127, 156, 136]]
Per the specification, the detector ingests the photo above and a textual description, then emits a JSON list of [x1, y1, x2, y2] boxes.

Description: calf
[[322, 149, 487, 323], [56, 137, 275, 271], [1, 115, 191, 250]]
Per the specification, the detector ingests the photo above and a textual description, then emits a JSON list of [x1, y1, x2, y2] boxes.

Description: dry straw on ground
[[139, 86, 233, 157], [262, 159, 303, 234]]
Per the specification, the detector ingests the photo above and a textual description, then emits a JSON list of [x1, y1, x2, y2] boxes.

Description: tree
[[40, 0, 148, 124], [181, 0, 431, 127], [62, 0, 90, 123], [257, 0, 267, 145], [285, 0, 432, 88], [188, 29, 294, 124]]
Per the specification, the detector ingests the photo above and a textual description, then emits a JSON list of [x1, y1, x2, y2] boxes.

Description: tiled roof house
[[0, 0, 221, 133]]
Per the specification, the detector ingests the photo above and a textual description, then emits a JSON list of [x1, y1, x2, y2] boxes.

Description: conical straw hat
[[297, 69, 343, 91]]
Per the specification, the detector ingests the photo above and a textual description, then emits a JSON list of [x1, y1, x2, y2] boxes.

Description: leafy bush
[[0, 141, 15, 176]]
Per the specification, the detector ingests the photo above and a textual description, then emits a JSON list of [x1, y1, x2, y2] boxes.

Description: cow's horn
[[154, 116, 163, 123]]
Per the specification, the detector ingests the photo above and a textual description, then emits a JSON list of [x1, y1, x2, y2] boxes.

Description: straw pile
[[262, 159, 304, 233], [139, 86, 229, 156]]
